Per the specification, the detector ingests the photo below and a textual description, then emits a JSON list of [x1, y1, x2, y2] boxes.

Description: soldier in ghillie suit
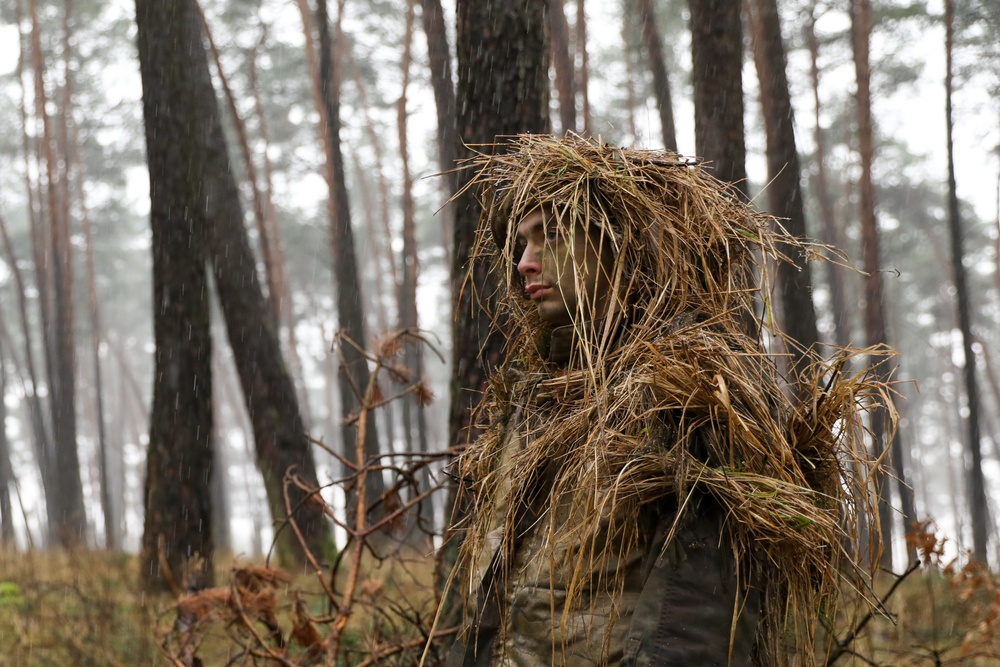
[[444, 134, 892, 666]]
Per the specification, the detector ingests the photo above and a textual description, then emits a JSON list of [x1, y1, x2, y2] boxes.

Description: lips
[[525, 284, 551, 300]]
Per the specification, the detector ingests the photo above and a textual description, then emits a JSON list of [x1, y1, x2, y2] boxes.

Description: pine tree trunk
[[637, 0, 676, 151], [576, 0, 591, 133], [416, 0, 457, 258], [549, 0, 576, 135], [804, 5, 851, 348], [945, 0, 990, 563], [29, 0, 86, 548], [397, 0, 432, 537], [851, 0, 908, 568], [452, 0, 550, 451], [135, 0, 215, 591], [745, 0, 819, 369], [315, 0, 386, 516], [689, 0, 747, 196]]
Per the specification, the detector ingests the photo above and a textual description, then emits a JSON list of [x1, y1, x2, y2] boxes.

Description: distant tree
[[804, 5, 852, 348], [576, 1, 591, 133], [688, 0, 747, 196], [745, 0, 820, 370], [636, 0, 676, 150], [135, 0, 215, 590], [549, 0, 577, 134], [28, 0, 86, 548], [945, 0, 990, 563], [851, 0, 907, 568], [0, 333, 14, 545]]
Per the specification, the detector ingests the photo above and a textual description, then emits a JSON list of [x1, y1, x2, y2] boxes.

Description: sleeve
[[619, 503, 761, 667]]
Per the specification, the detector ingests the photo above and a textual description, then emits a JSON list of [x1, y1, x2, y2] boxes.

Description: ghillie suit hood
[[451, 134, 894, 665]]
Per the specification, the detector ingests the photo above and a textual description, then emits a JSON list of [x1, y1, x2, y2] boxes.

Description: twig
[[825, 559, 921, 666]]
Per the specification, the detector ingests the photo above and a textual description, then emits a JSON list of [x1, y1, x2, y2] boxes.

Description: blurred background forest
[[1, 0, 1000, 662]]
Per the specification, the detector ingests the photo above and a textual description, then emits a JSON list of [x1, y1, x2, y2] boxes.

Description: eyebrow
[[514, 217, 545, 241]]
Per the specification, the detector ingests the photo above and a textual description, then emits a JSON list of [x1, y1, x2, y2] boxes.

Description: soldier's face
[[514, 207, 613, 328]]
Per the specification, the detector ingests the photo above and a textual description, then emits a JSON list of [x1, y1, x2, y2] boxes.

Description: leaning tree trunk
[[745, 0, 820, 374], [135, 0, 215, 591], [945, 0, 990, 563]]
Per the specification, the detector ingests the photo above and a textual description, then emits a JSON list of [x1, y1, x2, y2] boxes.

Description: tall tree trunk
[[315, 0, 386, 515], [637, 0, 677, 150], [416, 0, 457, 258], [549, 0, 576, 134], [804, 5, 851, 348], [29, 0, 86, 548], [397, 0, 431, 531], [745, 0, 820, 371], [452, 0, 549, 451], [689, 0, 747, 197], [575, 0, 591, 133], [851, 0, 908, 568], [135, 0, 215, 591], [622, 0, 639, 141], [945, 0, 990, 563]]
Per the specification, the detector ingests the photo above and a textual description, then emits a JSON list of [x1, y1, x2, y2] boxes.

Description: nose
[[517, 242, 541, 276]]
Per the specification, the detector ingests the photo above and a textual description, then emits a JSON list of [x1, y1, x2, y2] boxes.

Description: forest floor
[[0, 545, 997, 666]]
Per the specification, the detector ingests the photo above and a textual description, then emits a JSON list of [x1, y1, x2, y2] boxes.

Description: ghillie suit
[[447, 134, 893, 666]]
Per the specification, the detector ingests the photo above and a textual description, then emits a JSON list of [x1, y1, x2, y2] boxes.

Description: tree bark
[[745, 0, 820, 370], [315, 0, 386, 515], [549, 0, 576, 134], [135, 0, 215, 590], [945, 0, 990, 563], [636, 0, 677, 150], [452, 0, 550, 451], [689, 0, 747, 197]]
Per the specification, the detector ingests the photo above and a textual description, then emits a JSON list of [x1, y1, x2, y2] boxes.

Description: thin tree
[[804, 4, 852, 348], [945, 0, 990, 563], [689, 0, 747, 196], [0, 333, 15, 545], [636, 0, 677, 150], [549, 0, 577, 134], [315, 0, 386, 513], [851, 0, 900, 568], [135, 0, 215, 590], [745, 0, 820, 370], [576, 0, 591, 133], [29, 0, 86, 547], [417, 0, 457, 257], [397, 0, 432, 534]]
